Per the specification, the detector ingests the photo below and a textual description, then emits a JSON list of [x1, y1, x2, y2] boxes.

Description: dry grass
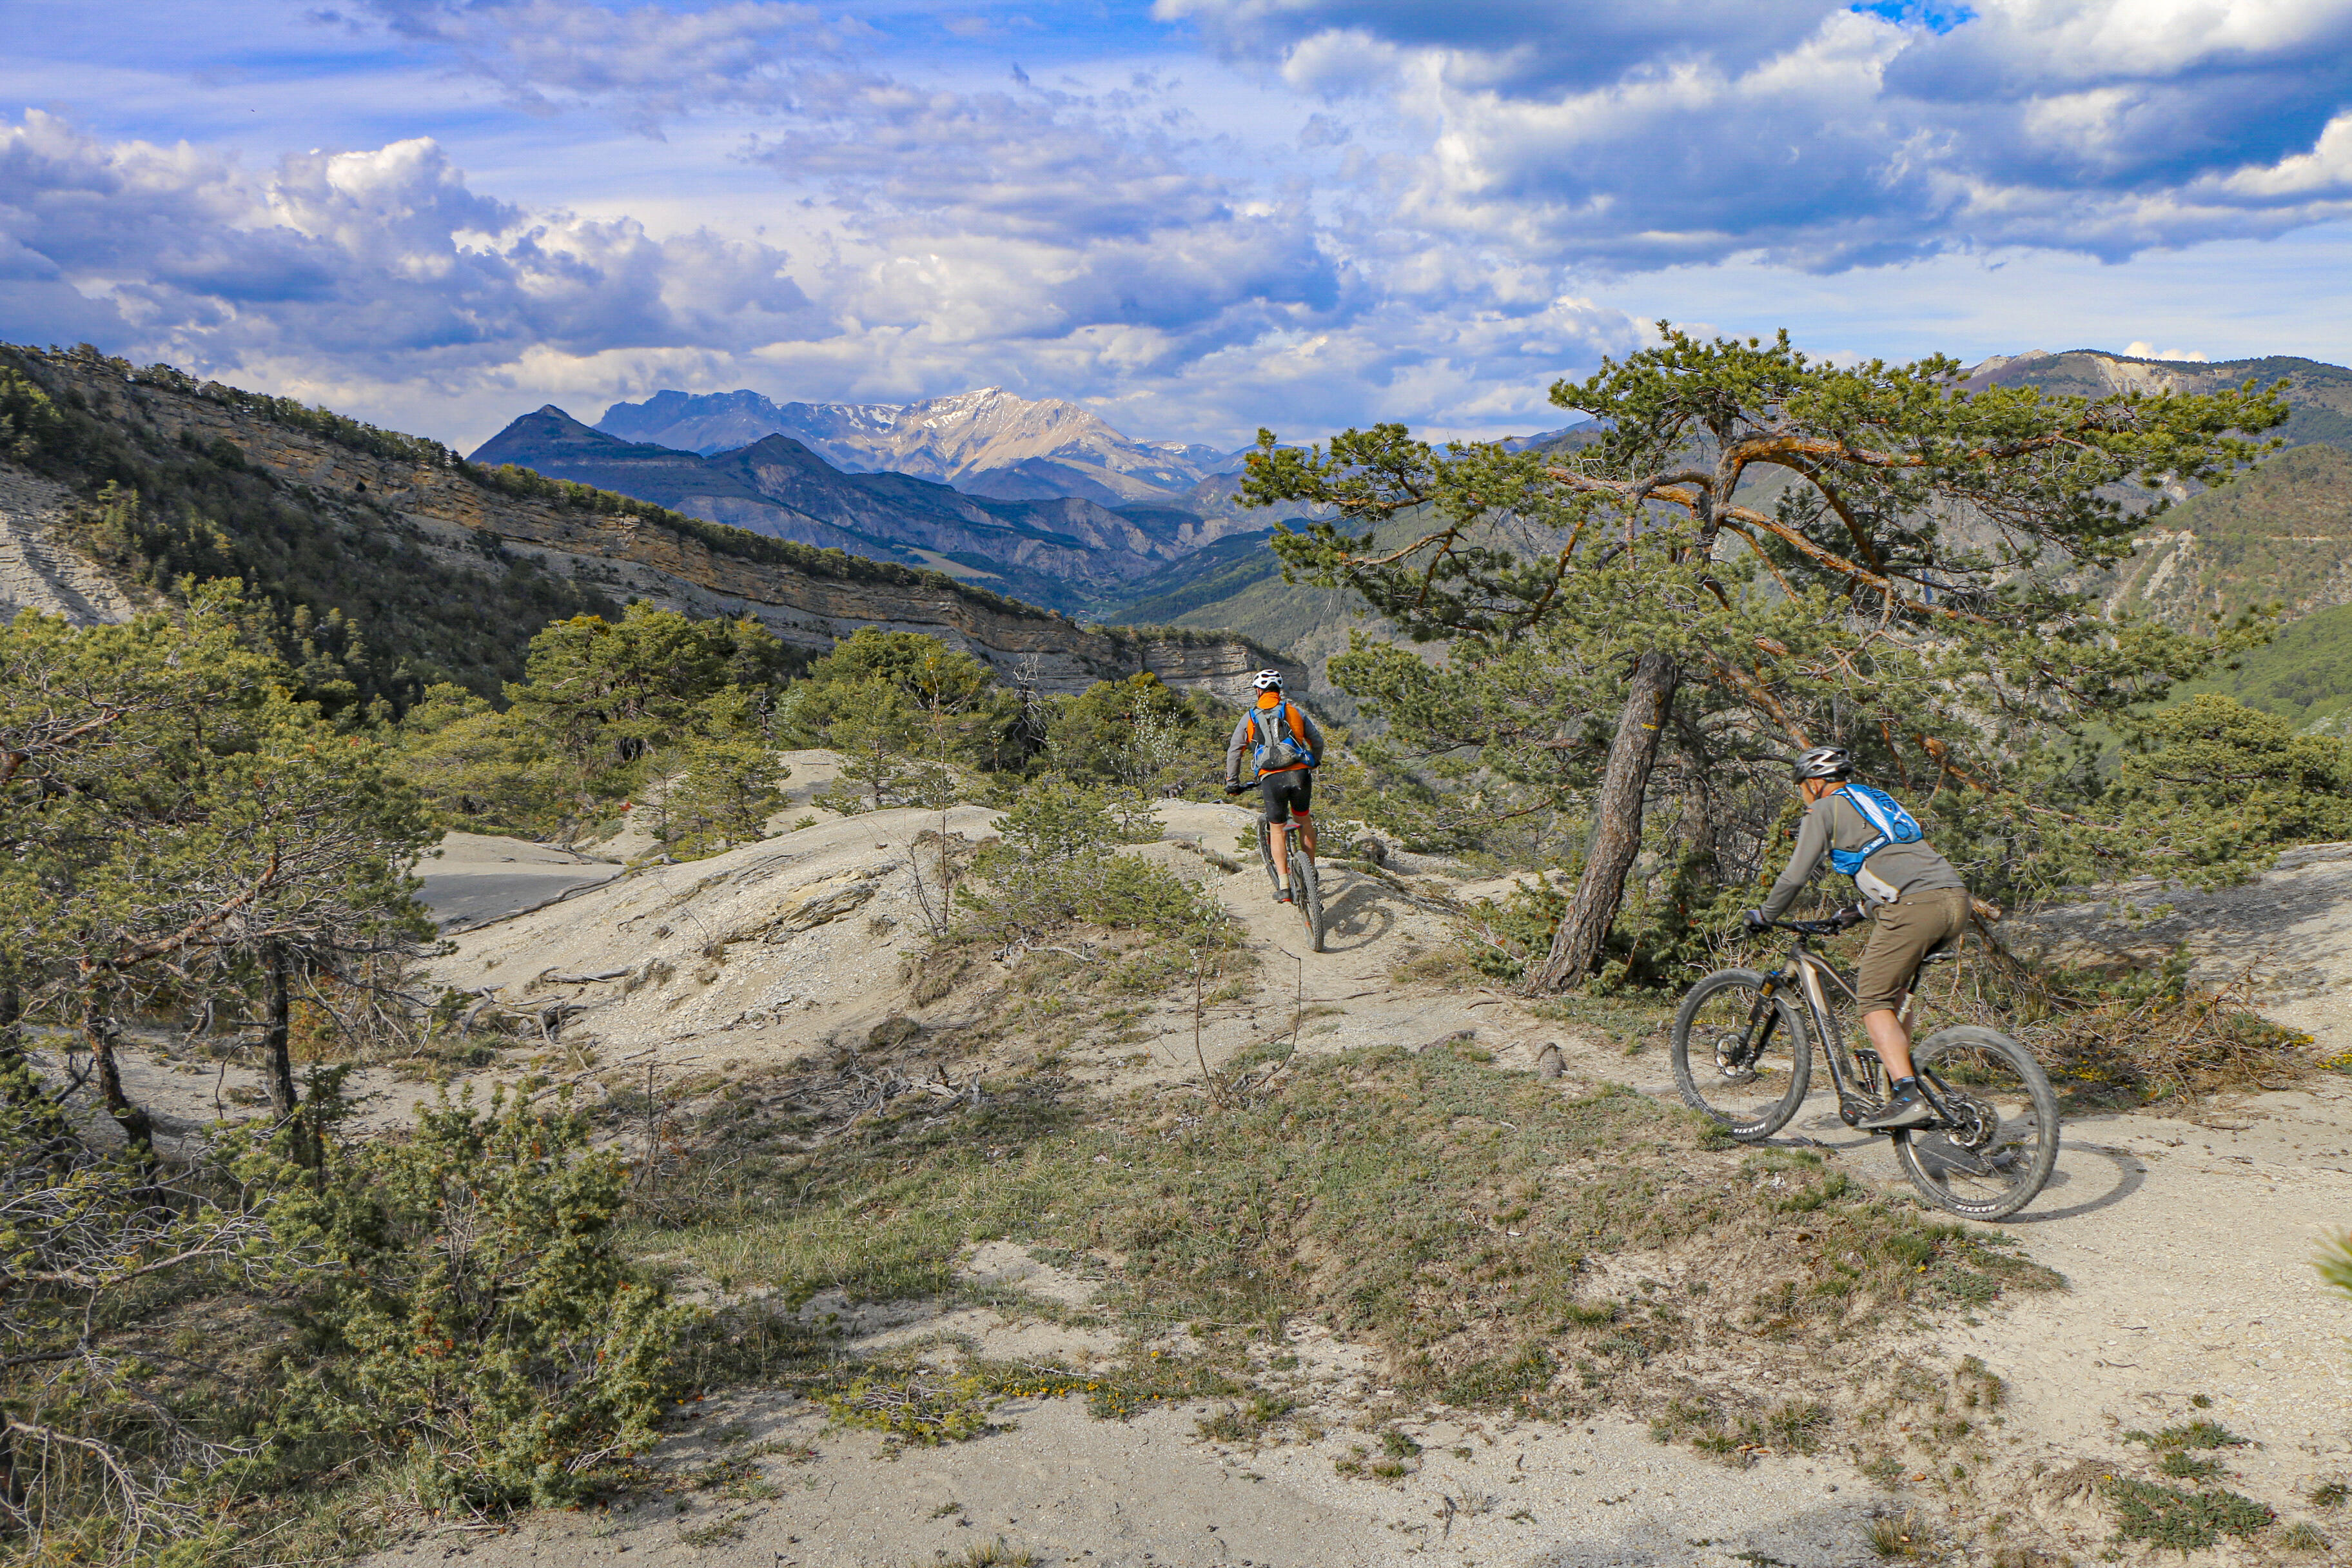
[[631, 1039, 2057, 1430], [1906, 932, 2314, 1106]]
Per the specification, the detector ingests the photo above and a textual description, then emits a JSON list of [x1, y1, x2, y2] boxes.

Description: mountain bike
[[1670, 913, 2059, 1219], [1255, 816, 1324, 953]]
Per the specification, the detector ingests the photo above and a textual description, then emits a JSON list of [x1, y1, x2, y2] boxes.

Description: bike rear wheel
[[1290, 846, 1325, 952], [1896, 1025, 2059, 1220], [1671, 968, 1811, 1141]]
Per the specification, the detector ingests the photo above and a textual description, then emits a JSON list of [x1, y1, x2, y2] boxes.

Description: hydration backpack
[[1251, 701, 1317, 771], [1828, 782, 1923, 877]]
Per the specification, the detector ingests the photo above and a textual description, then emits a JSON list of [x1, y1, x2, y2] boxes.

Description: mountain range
[[468, 407, 1283, 616], [469, 349, 2352, 723], [595, 386, 1238, 507]]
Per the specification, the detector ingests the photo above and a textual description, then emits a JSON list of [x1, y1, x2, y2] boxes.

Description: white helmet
[[1251, 669, 1284, 692], [1792, 745, 1853, 781]]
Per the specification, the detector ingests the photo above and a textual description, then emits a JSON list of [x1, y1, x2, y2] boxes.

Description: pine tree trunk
[[262, 941, 298, 1118], [1526, 651, 1681, 992], [260, 943, 321, 1167], [83, 982, 153, 1157]]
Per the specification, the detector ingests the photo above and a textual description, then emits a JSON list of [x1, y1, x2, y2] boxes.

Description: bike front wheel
[[1671, 968, 1812, 1141], [1896, 1025, 2059, 1220], [1291, 847, 1325, 952]]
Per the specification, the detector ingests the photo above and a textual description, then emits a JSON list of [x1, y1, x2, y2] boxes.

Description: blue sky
[[7, 0, 2352, 451]]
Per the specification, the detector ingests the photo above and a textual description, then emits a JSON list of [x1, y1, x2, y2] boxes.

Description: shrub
[[957, 786, 1235, 945], [247, 1085, 702, 1509]]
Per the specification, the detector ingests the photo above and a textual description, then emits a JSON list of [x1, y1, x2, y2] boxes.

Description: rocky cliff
[[0, 346, 1298, 701]]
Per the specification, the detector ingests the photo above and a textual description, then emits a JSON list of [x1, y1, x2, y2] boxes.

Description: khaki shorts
[[1854, 887, 1970, 1015]]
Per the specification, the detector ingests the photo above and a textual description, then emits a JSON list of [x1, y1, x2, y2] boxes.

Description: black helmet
[[1792, 745, 1852, 781]]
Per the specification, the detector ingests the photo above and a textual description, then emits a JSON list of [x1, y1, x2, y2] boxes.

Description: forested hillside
[[0, 344, 1293, 713]]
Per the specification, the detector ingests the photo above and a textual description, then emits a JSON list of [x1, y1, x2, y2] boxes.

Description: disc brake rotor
[[1941, 1092, 2000, 1151], [1712, 1032, 1759, 1081]]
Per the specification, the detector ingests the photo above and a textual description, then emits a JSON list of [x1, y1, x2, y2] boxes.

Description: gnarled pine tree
[[1246, 327, 2287, 989]]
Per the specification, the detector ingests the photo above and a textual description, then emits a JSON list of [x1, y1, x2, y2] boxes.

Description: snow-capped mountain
[[594, 386, 1235, 506]]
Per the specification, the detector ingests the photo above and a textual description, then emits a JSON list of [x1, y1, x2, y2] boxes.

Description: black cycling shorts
[[1259, 770, 1312, 825]]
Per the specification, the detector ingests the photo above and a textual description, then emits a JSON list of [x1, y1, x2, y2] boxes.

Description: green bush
[[957, 786, 1235, 945], [246, 1086, 702, 1510]]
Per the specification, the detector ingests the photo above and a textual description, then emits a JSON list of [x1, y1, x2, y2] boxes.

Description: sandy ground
[[418, 833, 624, 932], [115, 772, 2344, 1566]]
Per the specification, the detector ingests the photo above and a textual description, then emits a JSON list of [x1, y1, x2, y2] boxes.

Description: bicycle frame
[[1752, 926, 1952, 1130]]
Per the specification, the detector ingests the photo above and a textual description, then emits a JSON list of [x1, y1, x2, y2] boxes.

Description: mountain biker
[[1224, 670, 1324, 905], [1744, 745, 1971, 1132]]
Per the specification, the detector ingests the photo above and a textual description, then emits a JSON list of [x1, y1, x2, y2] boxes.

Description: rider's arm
[[1758, 798, 1834, 919], [1224, 715, 1254, 788]]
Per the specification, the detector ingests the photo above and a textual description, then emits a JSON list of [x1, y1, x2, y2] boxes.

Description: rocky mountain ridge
[[0, 344, 1299, 703], [596, 384, 1235, 507], [1963, 348, 2352, 449], [470, 406, 1234, 614]]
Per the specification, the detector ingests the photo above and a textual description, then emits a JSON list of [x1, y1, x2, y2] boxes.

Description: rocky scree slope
[[0, 346, 1298, 702], [1974, 349, 2352, 627]]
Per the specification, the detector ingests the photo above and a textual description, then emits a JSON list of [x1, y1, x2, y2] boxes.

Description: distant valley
[[0, 344, 1298, 710], [471, 398, 1306, 620]]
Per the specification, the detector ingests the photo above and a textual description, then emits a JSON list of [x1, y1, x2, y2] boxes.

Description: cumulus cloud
[[344, 0, 836, 131], [1160, 0, 2352, 267], [0, 111, 821, 407], [26, 0, 2337, 451]]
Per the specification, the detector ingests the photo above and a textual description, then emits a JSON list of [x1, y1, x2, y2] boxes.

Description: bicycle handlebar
[[1764, 910, 1866, 937]]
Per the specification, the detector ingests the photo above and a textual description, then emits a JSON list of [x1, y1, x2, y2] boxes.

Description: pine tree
[[1248, 326, 2288, 988]]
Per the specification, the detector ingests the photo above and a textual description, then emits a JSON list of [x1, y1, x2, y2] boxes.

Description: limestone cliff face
[[21, 352, 1297, 700], [0, 461, 142, 625]]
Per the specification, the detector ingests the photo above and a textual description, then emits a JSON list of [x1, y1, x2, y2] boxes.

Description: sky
[[6, 0, 2352, 452]]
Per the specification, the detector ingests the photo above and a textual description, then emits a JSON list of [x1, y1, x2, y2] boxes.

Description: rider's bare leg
[[1862, 1007, 1916, 1081], [1293, 808, 1315, 859], [1269, 820, 1291, 887]]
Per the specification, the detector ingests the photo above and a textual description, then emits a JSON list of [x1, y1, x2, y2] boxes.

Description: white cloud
[[0, 111, 823, 425], [348, 0, 834, 131], [1164, 0, 2352, 268], [10, 0, 2343, 453]]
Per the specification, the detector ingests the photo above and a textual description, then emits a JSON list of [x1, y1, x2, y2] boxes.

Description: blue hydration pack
[[1251, 701, 1317, 770], [1828, 783, 1923, 876]]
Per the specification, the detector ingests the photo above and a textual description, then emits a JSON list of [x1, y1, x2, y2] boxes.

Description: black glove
[[1740, 908, 1770, 936], [1830, 904, 1868, 932], [1224, 782, 1246, 797]]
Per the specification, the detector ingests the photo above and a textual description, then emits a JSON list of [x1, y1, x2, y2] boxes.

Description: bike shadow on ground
[[1759, 1117, 2147, 1224], [1313, 874, 1396, 954]]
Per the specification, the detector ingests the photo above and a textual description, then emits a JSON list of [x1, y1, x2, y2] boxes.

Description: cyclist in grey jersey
[[1747, 746, 1972, 1130]]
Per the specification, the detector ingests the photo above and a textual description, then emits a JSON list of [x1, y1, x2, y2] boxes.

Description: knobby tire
[[1894, 1024, 2059, 1220], [1292, 845, 1325, 953], [1671, 968, 1811, 1141]]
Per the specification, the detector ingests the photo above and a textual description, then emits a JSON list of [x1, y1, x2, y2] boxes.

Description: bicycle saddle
[[1917, 932, 1964, 965]]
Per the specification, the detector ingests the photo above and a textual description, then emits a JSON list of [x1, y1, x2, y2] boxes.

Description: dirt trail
[[311, 805, 2349, 1565]]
